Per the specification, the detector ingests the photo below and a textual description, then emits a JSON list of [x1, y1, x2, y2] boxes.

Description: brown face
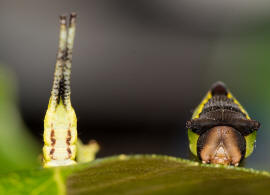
[[197, 126, 246, 166]]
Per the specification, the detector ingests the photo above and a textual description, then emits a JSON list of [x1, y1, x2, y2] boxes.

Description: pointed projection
[[43, 13, 77, 167]]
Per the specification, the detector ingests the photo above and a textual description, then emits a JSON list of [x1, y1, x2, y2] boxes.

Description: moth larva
[[186, 81, 260, 166], [43, 13, 77, 167]]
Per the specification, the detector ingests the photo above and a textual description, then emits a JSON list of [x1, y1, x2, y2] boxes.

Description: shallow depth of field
[[1, 1, 270, 194]]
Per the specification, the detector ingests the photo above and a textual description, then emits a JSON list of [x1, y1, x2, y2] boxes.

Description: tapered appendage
[[49, 15, 68, 111], [43, 13, 78, 168], [63, 13, 76, 109]]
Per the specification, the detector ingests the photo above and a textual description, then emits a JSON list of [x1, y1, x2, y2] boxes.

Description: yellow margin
[[188, 87, 256, 158]]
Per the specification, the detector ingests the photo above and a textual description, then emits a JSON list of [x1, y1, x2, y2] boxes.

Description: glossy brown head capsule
[[197, 126, 245, 166], [186, 81, 260, 166]]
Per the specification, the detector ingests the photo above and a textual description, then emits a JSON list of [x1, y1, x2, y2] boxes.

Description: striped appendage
[[43, 13, 77, 168]]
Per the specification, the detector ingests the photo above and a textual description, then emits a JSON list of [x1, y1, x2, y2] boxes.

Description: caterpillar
[[186, 81, 260, 166], [43, 13, 77, 167]]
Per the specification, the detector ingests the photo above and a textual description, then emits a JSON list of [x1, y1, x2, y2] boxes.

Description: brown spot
[[66, 147, 72, 159], [51, 138, 56, 146], [50, 148, 55, 159], [198, 126, 245, 166], [66, 130, 71, 145], [50, 129, 56, 146], [50, 129, 55, 136], [67, 147, 71, 154]]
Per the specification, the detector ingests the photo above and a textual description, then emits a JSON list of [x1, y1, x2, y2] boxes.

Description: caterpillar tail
[[43, 13, 77, 168]]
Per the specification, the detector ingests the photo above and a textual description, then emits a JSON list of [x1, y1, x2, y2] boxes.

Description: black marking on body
[[187, 83, 260, 136], [200, 95, 246, 118], [187, 117, 260, 136]]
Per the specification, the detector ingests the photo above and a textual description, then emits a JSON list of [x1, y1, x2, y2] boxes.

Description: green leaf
[[0, 66, 40, 171], [1, 155, 270, 195]]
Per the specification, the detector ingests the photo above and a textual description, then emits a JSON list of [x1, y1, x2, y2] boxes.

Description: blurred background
[[1, 0, 270, 171]]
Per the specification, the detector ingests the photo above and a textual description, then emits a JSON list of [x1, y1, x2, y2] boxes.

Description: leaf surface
[[1, 155, 270, 195]]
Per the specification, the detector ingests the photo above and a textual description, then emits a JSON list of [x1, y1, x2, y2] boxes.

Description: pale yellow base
[[43, 159, 77, 168]]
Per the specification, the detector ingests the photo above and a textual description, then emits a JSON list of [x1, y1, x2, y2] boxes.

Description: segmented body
[[43, 99, 77, 167], [43, 13, 77, 167], [187, 82, 260, 159]]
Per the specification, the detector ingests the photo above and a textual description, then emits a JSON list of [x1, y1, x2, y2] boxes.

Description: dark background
[[1, 0, 270, 170]]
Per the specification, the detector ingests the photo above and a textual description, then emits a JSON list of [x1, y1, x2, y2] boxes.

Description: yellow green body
[[43, 14, 78, 167], [43, 98, 77, 167]]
